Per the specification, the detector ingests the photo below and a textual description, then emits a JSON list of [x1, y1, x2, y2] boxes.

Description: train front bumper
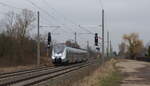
[[52, 57, 67, 63]]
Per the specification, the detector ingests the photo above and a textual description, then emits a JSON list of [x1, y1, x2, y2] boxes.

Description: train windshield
[[53, 44, 65, 54]]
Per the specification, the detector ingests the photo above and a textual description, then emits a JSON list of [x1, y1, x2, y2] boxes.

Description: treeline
[[0, 9, 46, 67], [118, 33, 150, 59], [65, 40, 80, 49], [0, 33, 37, 66]]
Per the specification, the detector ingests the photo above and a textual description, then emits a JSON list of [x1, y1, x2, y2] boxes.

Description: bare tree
[[3, 9, 35, 39], [3, 11, 16, 37], [118, 42, 127, 56], [123, 33, 144, 59], [15, 9, 35, 40], [65, 40, 80, 48], [0, 9, 36, 66]]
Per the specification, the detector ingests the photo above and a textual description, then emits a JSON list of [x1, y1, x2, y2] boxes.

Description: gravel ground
[[116, 60, 150, 86]]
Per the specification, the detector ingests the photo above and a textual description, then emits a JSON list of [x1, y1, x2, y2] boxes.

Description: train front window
[[54, 45, 65, 54]]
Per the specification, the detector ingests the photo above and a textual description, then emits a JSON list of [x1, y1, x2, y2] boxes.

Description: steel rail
[[17, 63, 89, 86], [0, 66, 56, 79], [0, 66, 46, 75], [0, 62, 86, 86]]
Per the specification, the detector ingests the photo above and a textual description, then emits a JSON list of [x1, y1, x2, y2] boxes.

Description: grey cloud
[[0, 0, 150, 51]]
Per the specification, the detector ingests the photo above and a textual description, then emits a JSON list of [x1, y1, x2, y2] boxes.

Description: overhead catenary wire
[[31, 0, 95, 36], [38, 0, 80, 33], [0, 0, 99, 36], [26, 0, 56, 21], [98, 0, 104, 9], [27, 0, 98, 43], [0, 0, 101, 34], [39, 0, 79, 31], [27, 0, 73, 31], [38, 0, 95, 34], [26, 0, 73, 34], [0, 2, 24, 10]]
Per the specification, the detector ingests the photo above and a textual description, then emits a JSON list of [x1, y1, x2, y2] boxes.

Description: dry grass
[[0, 65, 36, 73], [72, 59, 121, 86], [0, 56, 54, 73], [40, 56, 54, 67], [0, 57, 54, 73]]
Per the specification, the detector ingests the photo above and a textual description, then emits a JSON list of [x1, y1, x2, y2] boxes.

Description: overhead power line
[[39, 0, 79, 32], [39, 0, 95, 34], [27, 0, 75, 33], [28, 0, 96, 37], [98, 0, 103, 9], [26, 0, 60, 32], [26, 0, 57, 21], [0, 2, 23, 10]]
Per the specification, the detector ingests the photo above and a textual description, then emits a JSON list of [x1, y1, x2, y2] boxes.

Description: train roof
[[53, 43, 87, 53], [66, 47, 87, 53]]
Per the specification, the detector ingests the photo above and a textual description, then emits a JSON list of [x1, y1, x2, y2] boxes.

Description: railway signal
[[48, 32, 51, 48], [95, 33, 98, 46]]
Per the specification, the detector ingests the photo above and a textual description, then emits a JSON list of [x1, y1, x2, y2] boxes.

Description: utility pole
[[37, 11, 40, 66], [74, 32, 77, 44], [87, 41, 89, 49], [110, 40, 112, 57], [107, 31, 109, 57], [102, 9, 105, 63]]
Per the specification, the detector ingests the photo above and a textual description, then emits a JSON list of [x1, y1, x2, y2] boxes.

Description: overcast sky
[[0, 0, 150, 52]]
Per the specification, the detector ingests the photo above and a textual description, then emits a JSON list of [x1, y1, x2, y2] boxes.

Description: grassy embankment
[[73, 59, 123, 86], [99, 65, 122, 86]]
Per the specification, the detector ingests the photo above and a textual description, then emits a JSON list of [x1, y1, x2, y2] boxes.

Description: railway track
[[0, 62, 89, 86], [0, 66, 55, 79]]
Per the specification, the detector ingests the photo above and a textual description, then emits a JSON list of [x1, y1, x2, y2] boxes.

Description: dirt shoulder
[[116, 59, 150, 86]]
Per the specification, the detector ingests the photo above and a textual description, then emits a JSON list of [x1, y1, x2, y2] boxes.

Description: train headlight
[[55, 53, 62, 56], [53, 53, 63, 59], [52, 56, 55, 59], [61, 56, 65, 59]]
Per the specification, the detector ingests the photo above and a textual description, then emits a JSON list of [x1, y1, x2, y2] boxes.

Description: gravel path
[[116, 60, 150, 86]]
